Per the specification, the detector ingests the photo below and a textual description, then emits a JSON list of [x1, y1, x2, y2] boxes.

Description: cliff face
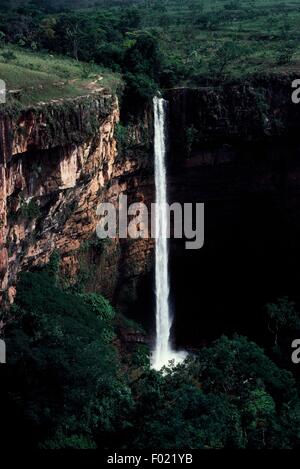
[[166, 77, 300, 163], [0, 94, 154, 306], [165, 78, 300, 211], [2, 78, 300, 334], [164, 78, 300, 347]]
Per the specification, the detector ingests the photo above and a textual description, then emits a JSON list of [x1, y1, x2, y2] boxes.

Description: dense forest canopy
[[3, 265, 300, 449], [0, 0, 300, 103]]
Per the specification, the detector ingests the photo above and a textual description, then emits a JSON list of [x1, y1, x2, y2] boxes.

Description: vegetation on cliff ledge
[[0, 45, 122, 105]]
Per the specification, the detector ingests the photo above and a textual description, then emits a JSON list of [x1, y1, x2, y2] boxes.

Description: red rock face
[[0, 126, 8, 297], [0, 94, 155, 306]]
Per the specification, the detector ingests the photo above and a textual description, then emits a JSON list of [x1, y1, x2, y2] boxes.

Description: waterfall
[[152, 96, 186, 370]]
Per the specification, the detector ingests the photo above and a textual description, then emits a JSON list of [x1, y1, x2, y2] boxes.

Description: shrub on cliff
[[19, 197, 41, 221]]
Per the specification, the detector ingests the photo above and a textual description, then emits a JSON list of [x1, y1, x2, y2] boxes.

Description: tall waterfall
[[152, 96, 186, 370]]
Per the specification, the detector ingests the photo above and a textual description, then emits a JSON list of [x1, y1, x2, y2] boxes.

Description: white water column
[[152, 96, 186, 370]]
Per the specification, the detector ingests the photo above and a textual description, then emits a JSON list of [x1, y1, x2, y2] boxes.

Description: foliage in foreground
[[130, 336, 300, 449], [2, 269, 300, 449], [3, 270, 132, 449]]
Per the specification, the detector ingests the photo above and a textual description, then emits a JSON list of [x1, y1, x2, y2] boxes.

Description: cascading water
[[151, 96, 186, 370]]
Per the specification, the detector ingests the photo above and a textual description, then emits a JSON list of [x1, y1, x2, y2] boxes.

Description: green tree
[[124, 71, 158, 102], [4, 271, 132, 449], [130, 335, 300, 449], [209, 40, 251, 77], [266, 297, 300, 346], [276, 41, 297, 65], [124, 33, 161, 79]]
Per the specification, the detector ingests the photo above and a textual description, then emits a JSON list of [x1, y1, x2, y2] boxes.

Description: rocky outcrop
[[164, 77, 300, 348], [166, 76, 300, 164], [0, 94, 155, 306]]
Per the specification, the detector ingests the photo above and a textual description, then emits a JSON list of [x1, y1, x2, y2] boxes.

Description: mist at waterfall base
[[151, 96, 187, 370]]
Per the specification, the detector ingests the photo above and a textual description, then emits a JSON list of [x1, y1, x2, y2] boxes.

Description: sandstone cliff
[[0, 94, 154, 306]]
